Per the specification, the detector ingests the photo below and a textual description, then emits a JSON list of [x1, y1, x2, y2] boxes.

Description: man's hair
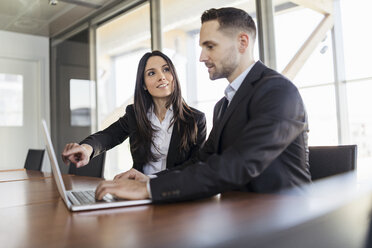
[[201, 7, 256, 40]]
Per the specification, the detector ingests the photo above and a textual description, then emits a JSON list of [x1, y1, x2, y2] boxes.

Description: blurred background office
[[0, 0, 371, 180]]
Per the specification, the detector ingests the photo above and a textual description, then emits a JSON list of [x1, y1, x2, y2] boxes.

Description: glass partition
[[96, 2, 151, 179], [50, 29, 91, 174]]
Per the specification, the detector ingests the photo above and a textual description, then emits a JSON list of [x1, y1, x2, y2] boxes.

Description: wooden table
[[0, 170, 371, 248], [0, 169, 51, 183]]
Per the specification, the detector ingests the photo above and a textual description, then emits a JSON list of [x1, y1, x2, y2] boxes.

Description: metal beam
[[332, 0, 350, 144], [89, 24, 98, 133], [255, 0, 277, 69], [150, 0, 162, 51], [290, 0, 333, 14]]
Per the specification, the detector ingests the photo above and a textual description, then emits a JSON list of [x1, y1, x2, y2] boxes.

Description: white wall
[[0, 30, 50, 171]]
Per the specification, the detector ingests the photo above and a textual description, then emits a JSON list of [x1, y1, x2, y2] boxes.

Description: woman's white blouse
[[142, 107, 174, 175]]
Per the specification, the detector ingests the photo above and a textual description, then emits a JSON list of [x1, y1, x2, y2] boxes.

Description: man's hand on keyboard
[[113, 168, 150, 183], [95, 179, 149, 200]]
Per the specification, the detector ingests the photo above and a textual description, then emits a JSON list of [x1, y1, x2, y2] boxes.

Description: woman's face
[[144, 56, 174, 100]]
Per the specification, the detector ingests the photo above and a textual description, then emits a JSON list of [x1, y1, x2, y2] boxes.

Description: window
[[96, 3, 151, 179], [341, 0, 372, 170], [275, 7, 324, 74], [70, 79, 93, 126], [347, 80, 372, 170], [0, 73, 23, 126], [341, 0, 372, 81], [299, 85, 338, 145], [274, 3, 338, 145]]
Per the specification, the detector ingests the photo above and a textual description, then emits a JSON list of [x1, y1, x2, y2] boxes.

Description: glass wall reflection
[[96, 3, 151, 179]]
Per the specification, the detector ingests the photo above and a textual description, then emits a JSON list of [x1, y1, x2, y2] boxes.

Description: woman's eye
[[163, 67, 170, 72], [147, 71, 154, 76]]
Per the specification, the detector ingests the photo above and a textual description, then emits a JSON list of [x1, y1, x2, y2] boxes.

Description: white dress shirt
[[224, 62, 256, 104], [143, 106, 174, 175]]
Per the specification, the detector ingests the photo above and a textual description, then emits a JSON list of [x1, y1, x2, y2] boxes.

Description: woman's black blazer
[[81, 104, 207, 173]]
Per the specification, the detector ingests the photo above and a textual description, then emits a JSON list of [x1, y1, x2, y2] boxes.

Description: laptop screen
[[41, 119, 71, 208]]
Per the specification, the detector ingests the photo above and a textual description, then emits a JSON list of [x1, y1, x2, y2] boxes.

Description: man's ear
[[238, 32, 249, 53]]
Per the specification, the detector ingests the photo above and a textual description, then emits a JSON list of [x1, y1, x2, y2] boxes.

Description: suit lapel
[[214, 61, 267, 143], [217, 97, 229, 121], [166, 121, 180, 169]]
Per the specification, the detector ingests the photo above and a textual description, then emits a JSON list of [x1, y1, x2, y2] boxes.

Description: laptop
[[41, 119, 152, 211]]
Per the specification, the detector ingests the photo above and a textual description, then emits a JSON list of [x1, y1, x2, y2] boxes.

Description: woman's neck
[[153, 98, 169, 123]]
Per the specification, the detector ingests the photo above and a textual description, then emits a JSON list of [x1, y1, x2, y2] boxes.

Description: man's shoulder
[[243, 61, 292, 89], [261, 66, 286, 79], [213, 97, 226, 108], [258, 67, 297, 90]]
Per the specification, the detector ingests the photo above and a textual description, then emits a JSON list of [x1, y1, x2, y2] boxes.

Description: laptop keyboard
[[71, 190, 112, 205]]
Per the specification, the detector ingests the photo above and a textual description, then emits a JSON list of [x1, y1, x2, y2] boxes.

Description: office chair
[[24, 149, 45, 171], [309, 145, 357, 181], [68, 152, 106, 178]]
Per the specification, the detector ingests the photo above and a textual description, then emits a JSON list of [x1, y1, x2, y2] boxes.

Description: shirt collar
[[224, 62, 256, 103], [147, 105, 173, 125], [148, 104, 173, 114]]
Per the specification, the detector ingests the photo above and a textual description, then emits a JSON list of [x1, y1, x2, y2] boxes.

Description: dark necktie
[[219, 97, 229, 119]]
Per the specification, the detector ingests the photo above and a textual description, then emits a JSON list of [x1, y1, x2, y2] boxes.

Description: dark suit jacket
[[81, 104, 207, 173], [150, 61, 311, 202]]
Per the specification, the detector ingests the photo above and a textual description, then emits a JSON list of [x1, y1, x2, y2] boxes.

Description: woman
[[62, 51, 206, 176]]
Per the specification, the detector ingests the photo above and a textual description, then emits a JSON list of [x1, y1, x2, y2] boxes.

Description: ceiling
[[0, 0, 117, 37], [0, 0, 302, 38]]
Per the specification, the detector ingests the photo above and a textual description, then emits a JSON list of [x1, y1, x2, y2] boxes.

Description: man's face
[[199, 20, 239, 82]]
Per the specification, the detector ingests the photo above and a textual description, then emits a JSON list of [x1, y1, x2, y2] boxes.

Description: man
[[95, 7, 311, 202]]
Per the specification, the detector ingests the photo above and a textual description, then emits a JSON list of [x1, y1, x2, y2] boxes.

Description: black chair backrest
[[24, 149, 45, 171], [68, 152, 106, 178], [309, 145, 357, 181]]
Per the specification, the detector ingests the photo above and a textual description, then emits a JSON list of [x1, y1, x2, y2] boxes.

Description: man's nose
[[199, 50, 208, 62]]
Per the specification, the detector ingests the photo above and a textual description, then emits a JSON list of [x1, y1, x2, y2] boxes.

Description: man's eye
[[207, 45, 214, 50]]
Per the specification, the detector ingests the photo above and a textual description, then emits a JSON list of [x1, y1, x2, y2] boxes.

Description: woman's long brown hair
[[132, 50, 198, 164]]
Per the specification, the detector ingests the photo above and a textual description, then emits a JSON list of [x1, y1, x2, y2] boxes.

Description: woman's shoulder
[[188, 106, 205, 119], [119, 104, 136, 121], [124, 104, 135, 114]]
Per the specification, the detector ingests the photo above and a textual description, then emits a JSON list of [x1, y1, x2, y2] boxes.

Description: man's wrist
[[81, 144, 93, 157]]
